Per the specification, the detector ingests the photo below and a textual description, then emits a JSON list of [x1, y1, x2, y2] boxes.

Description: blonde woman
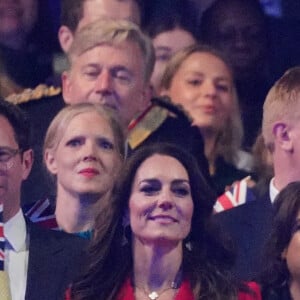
[[43, 103, 124, 234], [160, 44, 252, 194]]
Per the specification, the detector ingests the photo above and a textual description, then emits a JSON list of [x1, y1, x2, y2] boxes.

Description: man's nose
[[95, 69, 113, 93]]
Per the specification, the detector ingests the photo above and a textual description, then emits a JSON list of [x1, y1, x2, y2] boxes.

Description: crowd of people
[[1, 0, 300, 299]]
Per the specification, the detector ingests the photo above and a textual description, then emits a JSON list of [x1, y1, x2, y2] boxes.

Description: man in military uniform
[[6, 17, 154, 205]]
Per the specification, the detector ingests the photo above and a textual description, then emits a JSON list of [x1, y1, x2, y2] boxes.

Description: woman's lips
[[201, 105, 217, 114], [79, 168, 100, 178], [148, 215, 178, 223]]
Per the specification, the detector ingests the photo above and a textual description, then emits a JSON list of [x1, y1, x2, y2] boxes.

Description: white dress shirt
[[4, 209, 29, 300], [269, 177, 279, 204]]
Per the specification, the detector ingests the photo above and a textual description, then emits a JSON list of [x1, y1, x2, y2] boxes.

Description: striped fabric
[[0, 203, 4, 271], [25, 198, 58, 230], [214, 178, 256, 213], [0, 202, 12, 300]]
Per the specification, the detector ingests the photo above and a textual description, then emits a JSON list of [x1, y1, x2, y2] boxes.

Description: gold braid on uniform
[[5, 84, 61, 105], [127, 96, 194, 150]]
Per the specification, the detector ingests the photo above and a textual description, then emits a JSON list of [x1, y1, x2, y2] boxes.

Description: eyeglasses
[[0, 147, 22, 163]]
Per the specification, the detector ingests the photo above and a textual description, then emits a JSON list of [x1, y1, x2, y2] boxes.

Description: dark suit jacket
[[213, 191, 273, 281], [19, 93, 65, 205], [25, 221, 87, 300]]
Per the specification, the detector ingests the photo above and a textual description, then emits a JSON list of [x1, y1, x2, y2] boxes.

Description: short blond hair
[[44, 103, 125, 161], [262, 67, 300, 151], [160, 44, 243, 164], [67, 18, 154, 83]]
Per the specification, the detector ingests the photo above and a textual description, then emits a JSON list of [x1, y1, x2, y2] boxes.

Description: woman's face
[[162, 52, 233, 131], [45, 111, 121, 197], [151, 28, 196, 95], [128, 154, 193, 245], [283, 211, 300, 280]]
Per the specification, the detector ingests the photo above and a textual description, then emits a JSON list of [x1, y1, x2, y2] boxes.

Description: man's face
[[0, 116, 32, 221], [62, 41, 149, 129], [78, 0, 140, 30], [206, 2, 267, 79]]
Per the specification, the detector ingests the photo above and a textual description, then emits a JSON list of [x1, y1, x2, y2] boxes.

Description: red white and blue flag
[[214, 177, 256, 213], [25, 198, 58, 230]]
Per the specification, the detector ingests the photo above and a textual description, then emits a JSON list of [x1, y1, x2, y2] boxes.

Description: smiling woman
[[68, 143, 261, 300], [160, 44, 252, 195], [43, 102, 124, 234]]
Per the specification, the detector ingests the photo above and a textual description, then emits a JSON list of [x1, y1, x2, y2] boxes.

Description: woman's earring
[[185, 241, 192, 251]]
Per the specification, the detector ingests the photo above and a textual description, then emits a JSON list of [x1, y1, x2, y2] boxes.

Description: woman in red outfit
[[68, 143, 261, 300]]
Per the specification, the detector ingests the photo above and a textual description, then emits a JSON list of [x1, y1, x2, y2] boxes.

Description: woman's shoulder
[[238, 282, 262, 300]]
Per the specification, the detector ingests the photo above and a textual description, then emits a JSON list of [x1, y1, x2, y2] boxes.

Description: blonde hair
[[44, 103, 125, 161], [160, 44, 243, 164], [262, 66, 300, 152], [67, 18, 155, 83]]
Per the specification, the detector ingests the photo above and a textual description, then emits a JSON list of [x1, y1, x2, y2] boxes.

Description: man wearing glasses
[[0, 98, 87, 300]]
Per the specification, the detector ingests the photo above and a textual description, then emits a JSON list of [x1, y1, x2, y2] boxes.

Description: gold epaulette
[[127, 105, 168, 149], [5, 84, 61, 105]]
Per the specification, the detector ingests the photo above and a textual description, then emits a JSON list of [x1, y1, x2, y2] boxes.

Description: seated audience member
[[160, 44, 252, 195], [0, 98, 87, 300], [260, 181, 300, 300], [62, 18, 154, 130], [200, 0, 273, 148], [0, 0, 56, 89], [7, 17, 154, 205], [214, 67, 300, 281], [59, 0, 142, 53], [42, 103, 124, 234], [144, 2, 197, 95], [68, 143, 261, 300]]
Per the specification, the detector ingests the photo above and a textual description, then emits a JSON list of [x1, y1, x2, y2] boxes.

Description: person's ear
[[21, 149, 34, 180], [273, 122, 292, 151], [62, 71, 72, 104], [281, 247, 287, 260], [44, 150, 58, 175], [58, 25, 74, 53]]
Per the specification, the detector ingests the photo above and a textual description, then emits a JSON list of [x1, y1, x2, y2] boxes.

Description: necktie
[[0, 201, 12, 300]]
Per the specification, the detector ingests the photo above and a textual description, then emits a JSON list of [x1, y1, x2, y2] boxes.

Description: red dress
[[65, 279, 262, 300], [116, 278, 262, 300]]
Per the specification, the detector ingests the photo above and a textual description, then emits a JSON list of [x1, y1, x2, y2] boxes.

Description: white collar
[[269, 177, 279, 204], [4, 209, 27, 252]]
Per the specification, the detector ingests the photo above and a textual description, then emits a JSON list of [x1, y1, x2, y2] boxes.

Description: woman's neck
[[55, 187, 100, 233], [132, 238, 183, 292]]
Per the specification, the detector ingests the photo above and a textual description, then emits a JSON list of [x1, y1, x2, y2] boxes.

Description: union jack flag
[[214, 177, 256, 214], [25, 198, 58, 230]]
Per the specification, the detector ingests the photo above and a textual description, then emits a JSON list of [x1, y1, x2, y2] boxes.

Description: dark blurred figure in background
[[59, 0, 142, 54], [0, 0, 58, 90], [200, 0, 272, 149]]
